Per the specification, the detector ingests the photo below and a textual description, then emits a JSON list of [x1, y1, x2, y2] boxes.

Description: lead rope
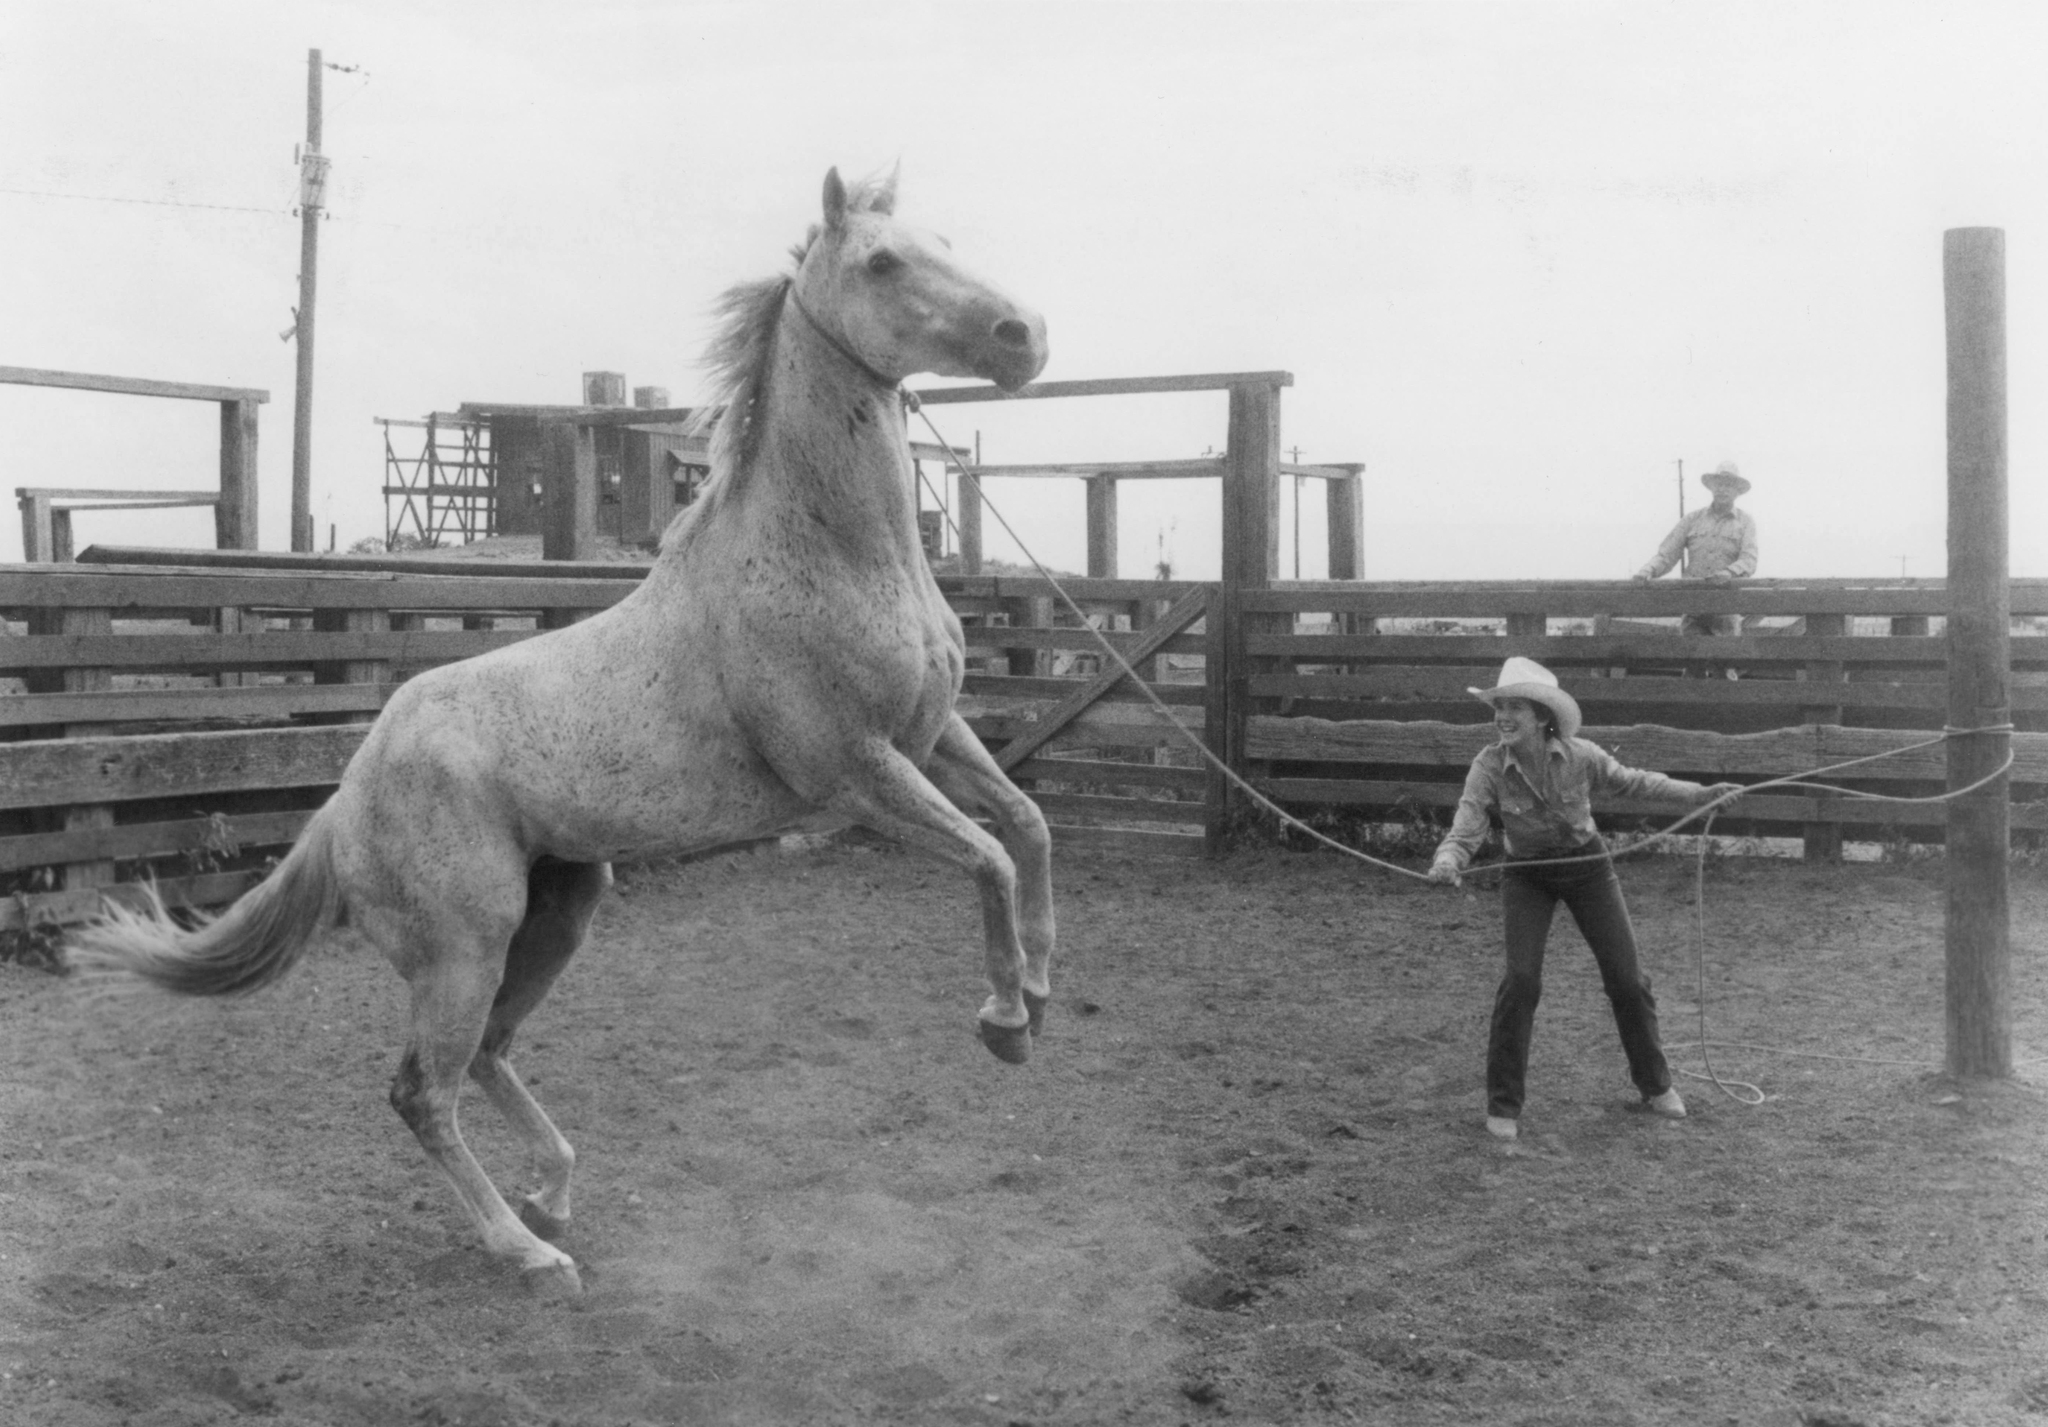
[[906, 397, 2027, 1099]]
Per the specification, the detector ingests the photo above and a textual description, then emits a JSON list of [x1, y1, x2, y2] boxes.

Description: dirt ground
[[0, 840, 2043, 1427]]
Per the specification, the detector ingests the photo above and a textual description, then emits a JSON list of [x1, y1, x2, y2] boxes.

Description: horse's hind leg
[[381, 893, 583, 1293], [926, 713, 1055, 1035], [467, 858, 611, 1243]]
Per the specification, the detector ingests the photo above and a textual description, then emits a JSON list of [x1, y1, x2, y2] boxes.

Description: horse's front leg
[[825, 739, 1035, 1064], [924, 713, 1054, 1037]]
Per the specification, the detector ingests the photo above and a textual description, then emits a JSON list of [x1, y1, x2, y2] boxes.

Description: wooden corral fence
[[3, 366, 265, 560], [1238, 579, 2048, 860], [2, 550, 2042, 933], [0, 554, 635, 932], [0, 550, 1225, 934]]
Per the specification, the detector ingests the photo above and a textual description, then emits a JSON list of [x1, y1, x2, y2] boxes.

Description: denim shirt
[[1430, 735, 1709, 871]]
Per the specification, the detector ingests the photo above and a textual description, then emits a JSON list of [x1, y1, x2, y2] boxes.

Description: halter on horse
[[71, 168, 1054, 1294]]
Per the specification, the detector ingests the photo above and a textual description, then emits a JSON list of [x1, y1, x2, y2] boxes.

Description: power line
[[0, 184, 288, 216]]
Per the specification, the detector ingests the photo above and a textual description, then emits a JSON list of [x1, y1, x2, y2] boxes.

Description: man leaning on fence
[[1632, 461, 1757, 637]]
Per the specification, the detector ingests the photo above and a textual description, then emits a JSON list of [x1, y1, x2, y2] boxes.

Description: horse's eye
[[866, 250, 902, 276]]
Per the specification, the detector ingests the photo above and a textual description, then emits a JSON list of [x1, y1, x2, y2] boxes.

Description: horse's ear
[[822, 168, 848, 231], [869, 162, 900, 216]]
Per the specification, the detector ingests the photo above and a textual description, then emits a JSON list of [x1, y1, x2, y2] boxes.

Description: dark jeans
[[1488, 838, 1672, 1119]]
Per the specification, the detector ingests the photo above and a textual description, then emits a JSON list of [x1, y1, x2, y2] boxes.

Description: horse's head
[[793, 167, 1048, 393]]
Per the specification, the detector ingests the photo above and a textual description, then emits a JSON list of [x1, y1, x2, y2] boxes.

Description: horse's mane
[[686, 171, 897, 476]]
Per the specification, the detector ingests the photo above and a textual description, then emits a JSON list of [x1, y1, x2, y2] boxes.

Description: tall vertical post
[[1207, 378, 1283, 853], [217, 397, 260, 549], [540, 419, 598, 563], [290, 49, 326, 553], [1943, 226, 2011, 1079], [1325, 466, 1365, 582], [1084, 474, 1117, 578], [18, 493, 54, 563], [956, 468, 984, 576]]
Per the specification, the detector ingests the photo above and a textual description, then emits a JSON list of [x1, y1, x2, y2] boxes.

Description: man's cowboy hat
[[1468, 656, 1582, 739], [1700, 460, 1750, 496]]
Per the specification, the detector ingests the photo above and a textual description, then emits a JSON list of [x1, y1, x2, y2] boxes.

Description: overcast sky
[[3, 1, 2043, 581]]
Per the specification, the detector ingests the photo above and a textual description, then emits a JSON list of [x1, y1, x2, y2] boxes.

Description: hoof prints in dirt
[[1174, 1269, 1258, 1312], [1176, 1220, 1312, 1314]]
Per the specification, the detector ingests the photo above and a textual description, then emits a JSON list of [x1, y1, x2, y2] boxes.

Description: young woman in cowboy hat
[[1427, 657, 1742, 1141]]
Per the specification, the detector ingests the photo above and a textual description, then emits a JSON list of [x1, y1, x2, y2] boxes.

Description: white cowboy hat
[[1700, 460, 1750, 496], [1468, 656, 1582, 739]]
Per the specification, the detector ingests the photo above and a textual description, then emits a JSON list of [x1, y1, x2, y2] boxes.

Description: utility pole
[[1675, 458, 1686, 575], [290, 48, 330, 553]]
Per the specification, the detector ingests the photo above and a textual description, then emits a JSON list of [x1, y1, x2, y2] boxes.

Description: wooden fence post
[[1203, 586, 1230, 854], [996, 594, 1049, 678], [25, 604, 117, 890], [215, 605, 249, 688], [18, 492, 55, 562], [957, 470, 984, 576], [541, 419, 598, 562], [1943, 225, 2011, 1078], [1213, 379, 1283, 848], [1085, 474, 1117, 579], [217, 397, 261, 550], [1801, 612, 1847, 862], [1327, 468, 1370, 643], [1506, 611, 1546, 642], [313, 608, 391, 723], [1326, 467, 1365, 581]]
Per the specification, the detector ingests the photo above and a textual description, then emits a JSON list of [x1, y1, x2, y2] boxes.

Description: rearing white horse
[[71, 167, 1055, 1293]]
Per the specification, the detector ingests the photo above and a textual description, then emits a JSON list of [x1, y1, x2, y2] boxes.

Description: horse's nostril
[[993, 318, 1031, 348]]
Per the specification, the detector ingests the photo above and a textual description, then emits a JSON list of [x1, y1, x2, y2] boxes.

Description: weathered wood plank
[[78, 545, 649, 581], [1249, 671, 2044, 711], [0, 869, 266, 933], [996, 587, 1210, 771], [1009, 756, 1207, 791], [935, 575, 1207, 603], [0, 566, 636, 612], [963, 717, 1199, 755], [1247, 632, 1959, 663], [958, 626, 1205, 656], [960, 672, 1205, 705], [0, 809, 315, 873], [0, 725, 365, 812], [1245, 717, 2048, 782], [911, 371, 1292, 404], [0, 684, 390, 728], [1027, 791, 1206, 826], [1245, 576, 2048, 613], [0, 366, 268, 404], [0, 629, 531, 672], [941, 458, 1226, 481], [15, 488, 220, 503]]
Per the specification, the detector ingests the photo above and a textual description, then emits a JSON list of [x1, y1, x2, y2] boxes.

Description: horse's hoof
[[519, 1198, 570, 1244], [977, 1017, 1032, 1065], [521, 1258, 584, 1298], [1023, 989, 1049, 1037]]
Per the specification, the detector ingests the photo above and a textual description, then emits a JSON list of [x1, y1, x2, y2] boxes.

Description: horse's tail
[[67, 807, 345, 997]]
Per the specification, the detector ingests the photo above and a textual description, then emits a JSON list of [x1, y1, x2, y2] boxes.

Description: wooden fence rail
[[4, 561, 2044, 931], [1235, 578, 2048, 860]]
